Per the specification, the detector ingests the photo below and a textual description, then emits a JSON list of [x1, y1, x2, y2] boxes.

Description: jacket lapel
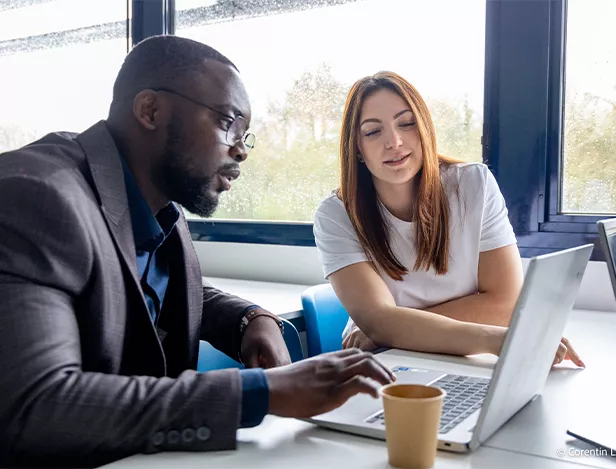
[[176, 214, 203, 365], [77, 121, 140, 284], [76, 121, 165, 365]]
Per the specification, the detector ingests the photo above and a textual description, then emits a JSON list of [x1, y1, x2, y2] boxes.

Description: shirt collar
[[120, 157, 179, 252]]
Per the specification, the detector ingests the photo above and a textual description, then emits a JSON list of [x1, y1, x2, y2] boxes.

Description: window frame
[[132, 0, 174, 44], [543, 0, 606, 233], [483, 0, 603, 260], [160, 0, 609, 257]]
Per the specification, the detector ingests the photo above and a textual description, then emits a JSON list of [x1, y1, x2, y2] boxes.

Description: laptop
[[307, 244, 594, 453], [565, 219, 616, 456], [597, 218, 616, 299]]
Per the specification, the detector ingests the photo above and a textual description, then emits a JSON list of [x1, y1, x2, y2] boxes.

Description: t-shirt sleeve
[[480, 166, 517, 252], [313, 198, 369, 279]]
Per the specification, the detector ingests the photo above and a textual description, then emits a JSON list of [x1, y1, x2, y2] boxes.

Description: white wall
[[194, 241, 616, 313], [194, 242, 325, 286]]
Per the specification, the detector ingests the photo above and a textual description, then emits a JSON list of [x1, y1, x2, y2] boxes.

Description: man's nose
[[231, 140, 249, 163]]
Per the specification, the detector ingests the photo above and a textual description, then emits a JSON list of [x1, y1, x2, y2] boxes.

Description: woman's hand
[[342, 327, 379, 351], [552, 337, 585, 368]]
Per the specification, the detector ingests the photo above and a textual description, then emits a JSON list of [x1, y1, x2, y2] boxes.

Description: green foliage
[[562, 90, 616, 213], [3, 63, 611, 219], [215, 64, 484, 221]]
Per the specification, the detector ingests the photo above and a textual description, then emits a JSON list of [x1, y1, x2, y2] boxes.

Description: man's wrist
[[238, 307, 284, 364], [239, 307, 284, 336]]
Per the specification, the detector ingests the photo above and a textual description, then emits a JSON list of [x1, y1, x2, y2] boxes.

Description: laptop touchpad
[[391, 366, 447, 385]]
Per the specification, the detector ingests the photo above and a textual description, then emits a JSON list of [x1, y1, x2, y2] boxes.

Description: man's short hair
[[109, 35, 237, 115]]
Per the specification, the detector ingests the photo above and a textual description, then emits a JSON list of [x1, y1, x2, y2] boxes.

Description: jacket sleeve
[[0, 174, 242, 468], [200, 278, 256, 361]]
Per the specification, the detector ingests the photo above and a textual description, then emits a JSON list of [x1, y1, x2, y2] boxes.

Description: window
[[562, 0, 616, 214], [176, 0, 486, 222], [0, 0, 128, 153]]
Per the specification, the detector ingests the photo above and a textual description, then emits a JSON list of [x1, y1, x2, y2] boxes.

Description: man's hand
[[265, 348, 395, 418], [241, 313, 291, 369], [552, 337, 585, 368], [342, 327, 379, 351]]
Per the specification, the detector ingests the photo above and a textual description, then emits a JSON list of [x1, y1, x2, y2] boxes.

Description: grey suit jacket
[[0, 121, 255, 467]]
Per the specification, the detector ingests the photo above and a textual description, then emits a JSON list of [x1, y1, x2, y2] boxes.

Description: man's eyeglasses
[[152, 87, 256, 153]]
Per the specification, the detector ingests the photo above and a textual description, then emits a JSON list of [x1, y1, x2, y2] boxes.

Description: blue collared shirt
[[121, 159, 268, 428]]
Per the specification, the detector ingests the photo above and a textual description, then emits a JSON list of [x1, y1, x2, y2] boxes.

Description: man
[[0, 35, 393, 468]]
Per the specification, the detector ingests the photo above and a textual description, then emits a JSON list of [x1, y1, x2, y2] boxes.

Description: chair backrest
[[197, 317, 304, 372], [301, 283, 349, 357], [281, 318, 304, 364]]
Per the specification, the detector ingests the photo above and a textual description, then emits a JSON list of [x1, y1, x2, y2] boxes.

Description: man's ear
[[133, 90, 160, 131]]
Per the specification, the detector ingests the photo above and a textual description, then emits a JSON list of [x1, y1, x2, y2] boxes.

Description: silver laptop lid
[[471, 244, 593, 449], [597, 219, 616, 301]]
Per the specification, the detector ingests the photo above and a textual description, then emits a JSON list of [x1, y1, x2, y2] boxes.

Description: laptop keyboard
[[364, 374, 490, 434]]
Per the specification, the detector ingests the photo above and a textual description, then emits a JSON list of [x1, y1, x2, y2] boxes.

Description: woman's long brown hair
[[338, 71, 461, 281]]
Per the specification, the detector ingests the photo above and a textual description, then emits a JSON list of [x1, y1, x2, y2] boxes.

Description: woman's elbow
[[493, 295, 517, 326]]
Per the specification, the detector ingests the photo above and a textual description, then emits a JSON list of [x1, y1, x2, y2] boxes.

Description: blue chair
[[301, 283, 350, 357], [197, 317, 304, 372]]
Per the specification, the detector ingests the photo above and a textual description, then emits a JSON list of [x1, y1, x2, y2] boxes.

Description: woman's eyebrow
[[360, 109, 413, 127]]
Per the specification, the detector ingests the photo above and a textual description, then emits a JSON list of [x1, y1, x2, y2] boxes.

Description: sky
[[178, 0, 486, 121], [0, 0, 613, 138], [565, 0, 616, 105], [0, 0, 126, 41]]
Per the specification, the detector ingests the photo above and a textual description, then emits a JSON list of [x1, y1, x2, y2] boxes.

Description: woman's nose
[[384, 128, 403, 149]]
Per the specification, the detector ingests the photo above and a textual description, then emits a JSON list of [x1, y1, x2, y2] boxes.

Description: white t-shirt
[[313, 162, 517, 337]]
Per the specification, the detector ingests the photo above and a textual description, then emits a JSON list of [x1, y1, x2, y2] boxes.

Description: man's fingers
[[338, 353, 394, 385], [326, 348, 363, 359], [362, 352, 396, 381], [337, 375, 381, 401], [324, 348, 395, 381]]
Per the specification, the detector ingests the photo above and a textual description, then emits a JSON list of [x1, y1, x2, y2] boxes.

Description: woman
[[313, 71, 583, 367]]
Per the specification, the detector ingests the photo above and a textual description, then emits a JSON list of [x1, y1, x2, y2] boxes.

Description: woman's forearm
[[364, 305, 506, 356], [426, 292, 515, 327]]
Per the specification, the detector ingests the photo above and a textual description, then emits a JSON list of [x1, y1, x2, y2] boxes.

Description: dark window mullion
[[484, 0, 552, 235], [131, 0, 166, 46], [546, 0, 567, 221]]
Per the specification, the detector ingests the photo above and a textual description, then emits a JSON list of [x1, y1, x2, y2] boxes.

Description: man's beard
[[160, 117, 219, 218]]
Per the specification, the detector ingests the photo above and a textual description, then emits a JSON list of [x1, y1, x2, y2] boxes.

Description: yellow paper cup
[[380, 384, 445, 469]]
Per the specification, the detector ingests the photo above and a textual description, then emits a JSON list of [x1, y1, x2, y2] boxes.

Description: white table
[[205, 277, 308, 316], [103, 310, 616, 469]]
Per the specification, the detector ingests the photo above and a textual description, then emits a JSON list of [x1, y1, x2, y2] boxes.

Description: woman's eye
[[365, 129, 381, 137], [400, 121, 416, 128]]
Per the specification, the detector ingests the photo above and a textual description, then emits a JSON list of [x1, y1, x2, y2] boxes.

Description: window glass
[[562, 0, 616, 214], [0, 0, 128, 153], [176, 0, 486, 221]]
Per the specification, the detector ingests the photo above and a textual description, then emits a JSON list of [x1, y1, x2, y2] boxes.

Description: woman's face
[[357, 88, 424, 188]]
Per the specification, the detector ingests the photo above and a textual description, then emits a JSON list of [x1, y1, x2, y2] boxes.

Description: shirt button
[[196, 426, 211, 441], [182, 428, 195, 443], [151, 432, 165, 446], [167, 430, 181, 445]]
